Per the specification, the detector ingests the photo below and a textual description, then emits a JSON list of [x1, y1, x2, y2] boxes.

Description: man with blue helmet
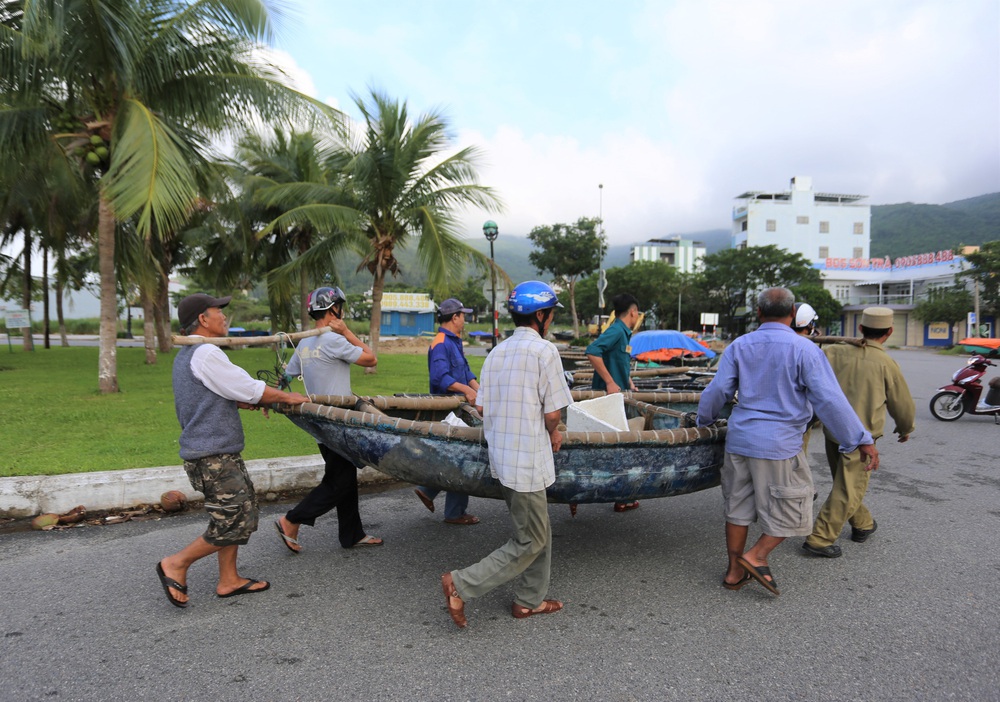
[[441, 281, 574, 628]]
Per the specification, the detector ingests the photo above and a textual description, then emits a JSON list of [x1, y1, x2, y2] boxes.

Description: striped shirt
[[479, 326, 574, 492]]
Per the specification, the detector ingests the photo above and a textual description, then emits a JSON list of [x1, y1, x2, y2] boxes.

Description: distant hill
[[871, 192, 1000, 257]]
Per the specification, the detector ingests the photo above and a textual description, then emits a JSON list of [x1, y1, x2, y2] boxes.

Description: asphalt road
[[2, 348, 998, 701]]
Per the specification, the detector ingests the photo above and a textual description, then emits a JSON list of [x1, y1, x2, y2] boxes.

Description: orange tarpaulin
[[959, 337, 1000, 349]]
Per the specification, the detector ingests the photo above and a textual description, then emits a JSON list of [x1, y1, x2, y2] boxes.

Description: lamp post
[[598, 184, 606, 313], [483, 220, 499, 349]]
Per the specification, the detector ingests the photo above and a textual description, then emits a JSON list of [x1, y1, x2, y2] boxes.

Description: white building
[[630, 236, 706, 273], [732, 175, 870, 263], [731, 177, 993, 347]]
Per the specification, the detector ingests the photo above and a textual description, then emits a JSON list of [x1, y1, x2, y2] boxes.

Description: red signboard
[[824, 249, 954, 271]]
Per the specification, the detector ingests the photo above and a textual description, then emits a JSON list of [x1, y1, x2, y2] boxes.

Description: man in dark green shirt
[[586, 292, 641, 512]]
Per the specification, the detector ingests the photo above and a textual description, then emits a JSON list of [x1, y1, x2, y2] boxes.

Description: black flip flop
[[722, 571, 753, 591], [736, 556, 780, 596], [217, 579, 270, 598], [155, 562, 188, 608]]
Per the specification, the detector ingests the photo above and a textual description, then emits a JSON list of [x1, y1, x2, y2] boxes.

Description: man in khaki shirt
[[803, 307, 916, 558]]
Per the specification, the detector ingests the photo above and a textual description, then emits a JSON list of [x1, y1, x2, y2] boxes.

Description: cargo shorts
[[720, 450, 815, 537], [183, 452, 259, 546]]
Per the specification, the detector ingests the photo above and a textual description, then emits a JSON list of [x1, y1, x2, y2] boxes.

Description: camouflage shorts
[[183, 453, 259, 546]]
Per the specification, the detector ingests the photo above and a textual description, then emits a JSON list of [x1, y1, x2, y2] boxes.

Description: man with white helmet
[[792, 302, 819, 337], [441, 281, 574, 628], [275, 286, 384, 553]]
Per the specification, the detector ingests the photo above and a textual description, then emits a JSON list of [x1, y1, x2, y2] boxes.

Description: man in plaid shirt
[[440, 281, 573, 628]]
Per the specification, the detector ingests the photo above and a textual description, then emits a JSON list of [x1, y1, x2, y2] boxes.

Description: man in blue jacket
[[414, 298, 481, 525]]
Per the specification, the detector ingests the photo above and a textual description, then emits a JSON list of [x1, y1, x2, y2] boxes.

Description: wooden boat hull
[[280, 393, 728, 504]]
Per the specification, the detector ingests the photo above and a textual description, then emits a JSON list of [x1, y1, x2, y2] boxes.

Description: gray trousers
[[451, 486, 551, 610]]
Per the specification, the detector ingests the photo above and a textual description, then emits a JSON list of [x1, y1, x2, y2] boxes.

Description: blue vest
[[172, 345, 245, 460]]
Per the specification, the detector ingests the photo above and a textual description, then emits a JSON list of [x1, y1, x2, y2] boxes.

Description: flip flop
[[414, 489, 435, 513], [217, 579, 270, 598], [353, 535, 384, 547], [441, 572, 466, 628], [155, 562, 188, 608], [512, 600, 564, 618], [444, 514, 480, 525], [613, 501, 640, 512], [722, 571, 753, 591], [274, 519, 301, 554], [736, 556, 780, 596]]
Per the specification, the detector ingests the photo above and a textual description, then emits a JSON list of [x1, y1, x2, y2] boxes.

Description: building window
[[853, 247, 863, 258], [741, 221, 748, 231], [819, 221, 829, 233], [766, 219, 776, 232], [834, 284, 850, 301], [401, 314, 414, 327], [853, 222, 864, 235], [819, 246, 829, 258], [796, 215, 809, 225]]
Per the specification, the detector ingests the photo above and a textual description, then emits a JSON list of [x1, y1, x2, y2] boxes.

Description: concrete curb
[[0, 455, 392, 519]]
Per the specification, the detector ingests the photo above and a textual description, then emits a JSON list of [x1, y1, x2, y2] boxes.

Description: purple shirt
[[697, 322, 872, 460]]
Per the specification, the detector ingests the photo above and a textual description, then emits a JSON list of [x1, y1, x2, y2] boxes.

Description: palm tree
[[257, 90, 503, 368], [0, 0, 333, 392]]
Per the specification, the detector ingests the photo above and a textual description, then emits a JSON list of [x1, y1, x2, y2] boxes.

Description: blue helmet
[[507, 281, 563, 314]]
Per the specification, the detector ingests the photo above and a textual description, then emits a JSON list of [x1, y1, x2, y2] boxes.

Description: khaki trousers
[[808, 438, 875, 547], [451, 486, 551, 610]]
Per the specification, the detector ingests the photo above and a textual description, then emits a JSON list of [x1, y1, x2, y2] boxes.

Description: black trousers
[[285, 444, 366, 548]]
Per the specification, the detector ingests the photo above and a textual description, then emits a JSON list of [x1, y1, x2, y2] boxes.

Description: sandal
[[274, 518, 301, 554], [722, 571, 753, 591], [512, 599, 564, 618], [613, 501, 640, 512], [443, 514, 480, 525], [155, 562, 188, 608], [441, 572, 466, 628], [353, 535, 383, 547], [737, 556, 780, 596]]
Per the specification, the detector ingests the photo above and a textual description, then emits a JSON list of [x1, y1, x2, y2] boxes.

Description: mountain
[[870, 192, 1000, 257]]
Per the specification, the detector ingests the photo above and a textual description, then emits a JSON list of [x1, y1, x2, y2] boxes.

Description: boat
[[279, 391, 729, 504]]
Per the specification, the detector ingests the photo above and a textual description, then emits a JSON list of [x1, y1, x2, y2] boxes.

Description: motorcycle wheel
[[929, 391, 965, 421]]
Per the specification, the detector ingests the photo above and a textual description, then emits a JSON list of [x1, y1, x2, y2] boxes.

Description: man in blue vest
[[156, 293, 309, 608], [414, 298, 481, 525]]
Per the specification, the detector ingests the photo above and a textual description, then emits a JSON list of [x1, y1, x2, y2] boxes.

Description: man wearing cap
[[275, 286, 384, 553], [414, 298, 481, 525], [697, 288, 877, 596], [156, 293, 310, 608], [803, 307, 915, 558]]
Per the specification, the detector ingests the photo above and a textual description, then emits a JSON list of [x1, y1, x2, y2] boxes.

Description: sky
[[266, 0, 1000, 245]]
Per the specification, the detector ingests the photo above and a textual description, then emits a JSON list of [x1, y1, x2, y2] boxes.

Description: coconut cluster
[[52, 110, 110, 168]]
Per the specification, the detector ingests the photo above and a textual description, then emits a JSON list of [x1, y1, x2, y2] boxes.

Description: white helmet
[[793, 302, 818, 331]]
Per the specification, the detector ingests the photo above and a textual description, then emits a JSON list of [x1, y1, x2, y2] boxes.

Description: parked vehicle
[[929, 352, 1000, 424]]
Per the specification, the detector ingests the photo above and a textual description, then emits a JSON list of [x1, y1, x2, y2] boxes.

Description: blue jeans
[[417, 487, 470, 520]]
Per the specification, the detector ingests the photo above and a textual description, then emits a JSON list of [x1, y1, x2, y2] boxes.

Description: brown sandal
[[441, 572, 466, 628], [512, 599, 564, 619]]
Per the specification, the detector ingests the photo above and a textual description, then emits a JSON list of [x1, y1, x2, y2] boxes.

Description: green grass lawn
[[0, 346, 484, 477]]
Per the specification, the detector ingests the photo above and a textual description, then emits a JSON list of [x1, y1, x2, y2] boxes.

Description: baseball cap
[[438, 298, 473, 316], [178, 293, 231, 329]]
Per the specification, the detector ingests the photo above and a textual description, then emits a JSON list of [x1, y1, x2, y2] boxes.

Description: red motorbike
[[929, 351, 1000, 424]]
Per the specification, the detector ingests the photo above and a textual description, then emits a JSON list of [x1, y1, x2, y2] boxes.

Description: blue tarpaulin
[[629, 330, 716, 359]]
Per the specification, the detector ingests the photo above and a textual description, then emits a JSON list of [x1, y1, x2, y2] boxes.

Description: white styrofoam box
[[566, 393, 629, 432]]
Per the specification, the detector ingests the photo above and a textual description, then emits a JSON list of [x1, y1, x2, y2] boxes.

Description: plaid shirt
[[479, 326, 573, 492]]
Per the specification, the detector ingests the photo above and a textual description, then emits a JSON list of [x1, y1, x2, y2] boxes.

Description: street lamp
[[598, 184, 606, 312], [483, 220, 499, 349]]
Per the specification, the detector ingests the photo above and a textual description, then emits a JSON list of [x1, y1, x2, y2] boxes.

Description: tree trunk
[[155, 270, 172, 353], [568, 277, 579, 338], [97, 195, 119, 393], [300, 267, 309, 331], [366, 269, 384, 375], [141, 287, 157, 364], [42, 245, 50, 349], [55, 277, 68, 347], [22, 231, 34, 352]]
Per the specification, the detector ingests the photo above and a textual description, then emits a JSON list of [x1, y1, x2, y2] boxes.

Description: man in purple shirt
[[697, 287, 877, 596]]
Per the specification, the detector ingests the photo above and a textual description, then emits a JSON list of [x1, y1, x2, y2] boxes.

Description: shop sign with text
[[824, 249, 955, 271]]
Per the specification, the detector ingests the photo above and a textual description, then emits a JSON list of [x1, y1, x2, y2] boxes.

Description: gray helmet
[[307, 286, 346, 313]]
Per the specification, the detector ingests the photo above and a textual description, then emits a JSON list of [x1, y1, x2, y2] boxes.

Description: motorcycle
[[929, 351, 1000, 423]]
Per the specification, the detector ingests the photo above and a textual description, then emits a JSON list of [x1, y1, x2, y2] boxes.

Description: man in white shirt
[[156, 293, 309, 608], [441, 281, 573, 628]]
